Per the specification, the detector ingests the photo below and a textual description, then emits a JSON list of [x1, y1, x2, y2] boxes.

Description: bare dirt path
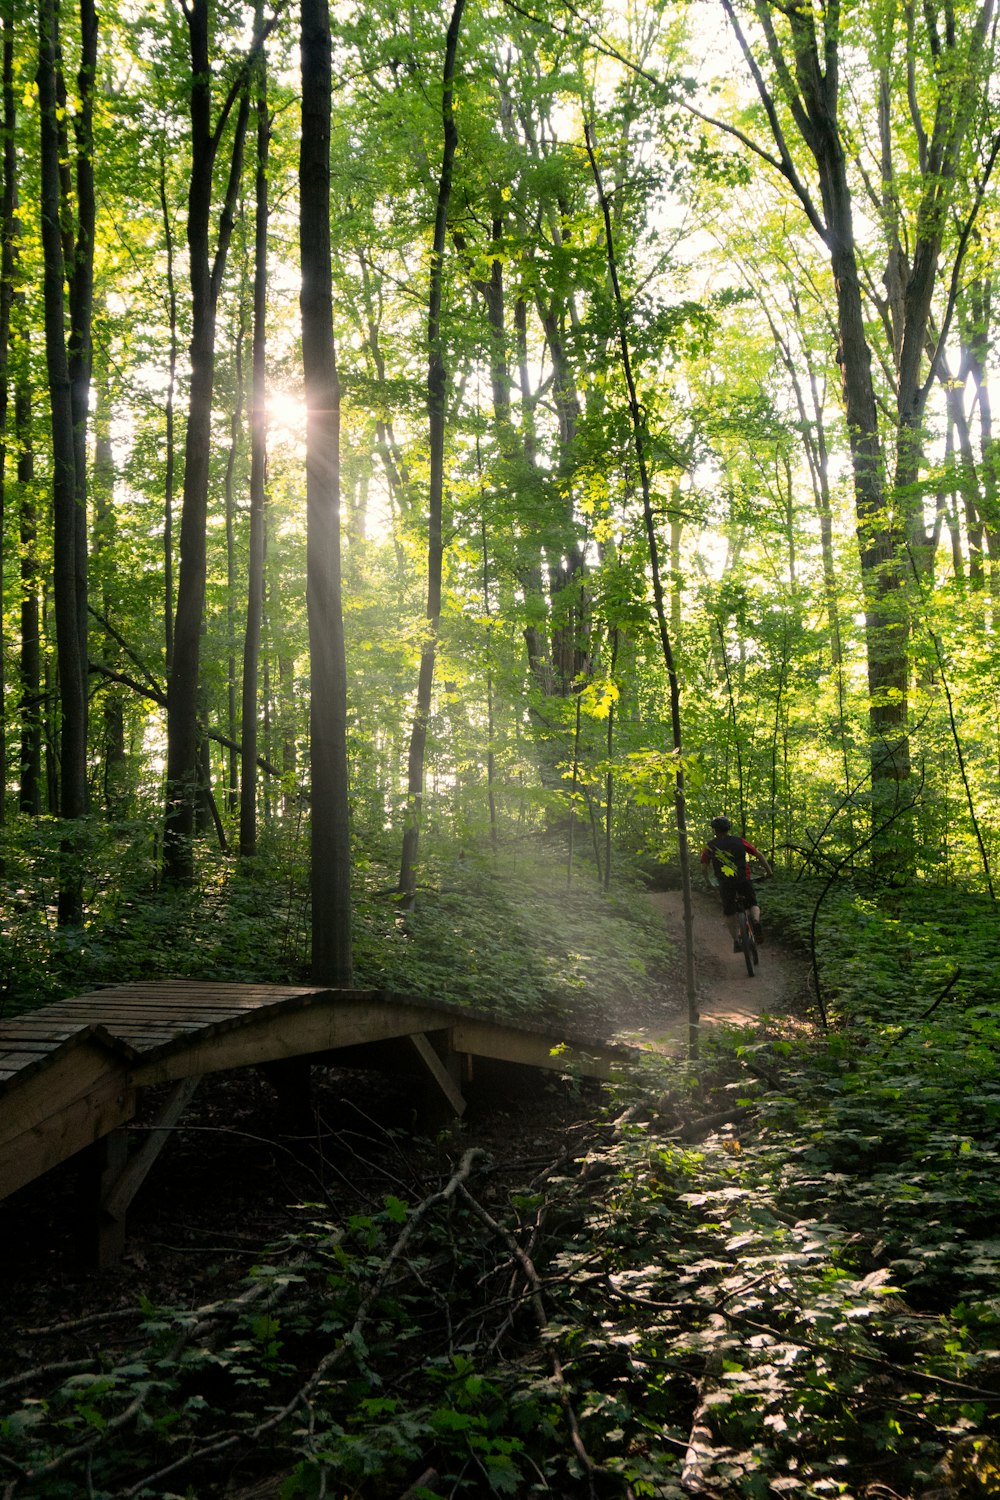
[[611, 887, 809, 1053]]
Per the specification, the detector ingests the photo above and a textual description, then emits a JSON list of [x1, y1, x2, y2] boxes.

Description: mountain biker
[[700, 816, 773, 952]]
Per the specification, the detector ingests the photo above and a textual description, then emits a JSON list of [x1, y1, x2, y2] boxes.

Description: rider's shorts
[[720, 876, 756, 917]]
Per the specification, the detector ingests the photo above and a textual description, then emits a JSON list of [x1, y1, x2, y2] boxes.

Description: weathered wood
[[407, 1032, 466, 1117], [0, 1050, 66, 1075], [0, 1022, 94, 1039], [1, 1070, 135, 1198], [102, 1077, 202, 1223], [0, 983, 636, 1221], [23, 1001, 287, 1021], [0, 1041, 76, 1063], [129, 995, 458, 1084], [68, 982, 337, 1005], [0, 1033, 130, 1138], [448, 1018, 624, 1079], [81, 1128, 130, 1268]]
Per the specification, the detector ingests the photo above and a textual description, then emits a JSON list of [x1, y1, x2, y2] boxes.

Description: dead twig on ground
[[457, 1182, 600, 1500]]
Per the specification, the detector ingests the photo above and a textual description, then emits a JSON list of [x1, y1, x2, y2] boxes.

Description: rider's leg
[[719, 881, 741, 948], [721, 883, 742, 949]]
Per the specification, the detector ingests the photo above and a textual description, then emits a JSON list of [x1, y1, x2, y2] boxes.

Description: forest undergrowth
[[0, 822, 672, 1032], [1, 837, 1000, 1497]]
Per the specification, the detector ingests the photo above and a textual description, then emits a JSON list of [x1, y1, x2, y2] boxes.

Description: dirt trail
[[613, 887, 808, 1053]]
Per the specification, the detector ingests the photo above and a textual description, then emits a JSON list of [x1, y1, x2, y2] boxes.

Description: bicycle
[[734, 887, 759, 977]]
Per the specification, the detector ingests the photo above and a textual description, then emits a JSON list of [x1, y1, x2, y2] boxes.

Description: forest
[[1, 0, 1000, 1494]]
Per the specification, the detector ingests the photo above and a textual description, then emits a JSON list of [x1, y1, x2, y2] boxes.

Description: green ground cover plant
[[2, 851, 999, 1496], [0, 830, 670, 1030]]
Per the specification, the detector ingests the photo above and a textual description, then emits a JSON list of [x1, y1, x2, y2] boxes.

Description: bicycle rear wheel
[[739, 911, 756, 976]]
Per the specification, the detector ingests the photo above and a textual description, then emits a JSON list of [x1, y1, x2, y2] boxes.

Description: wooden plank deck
[[0, 982, 635, 1236]]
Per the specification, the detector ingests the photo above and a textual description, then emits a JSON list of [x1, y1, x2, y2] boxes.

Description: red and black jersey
[[700, 832, 762, 882]]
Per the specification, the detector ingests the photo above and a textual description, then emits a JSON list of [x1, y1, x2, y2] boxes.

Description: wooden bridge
[[0, 981, 634, 1263]]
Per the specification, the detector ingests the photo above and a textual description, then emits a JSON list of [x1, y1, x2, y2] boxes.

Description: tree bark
[[240, 17, 269, 860], [301, 0, 352, 983], [721, 0, 997, 871], [0, 10, 12, 831], [91, 351, 127, 811], [69, 0, 95, 680], [164, 0, 251, 884], [7, 58, 40, 818], [586, 125, 699, 1056], [398, 0, 467, 906], [223, 290, 247, 816], [158, 144, 178, 674], [38, 0, 90, 920]]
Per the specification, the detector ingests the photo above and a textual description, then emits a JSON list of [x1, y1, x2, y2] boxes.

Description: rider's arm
[[742, 839, 774, 878]]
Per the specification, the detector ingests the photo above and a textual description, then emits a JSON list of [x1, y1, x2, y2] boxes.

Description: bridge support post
[[81, 1077, 201, 1267], [408, 1031, 467, 1125], [79, 1128, 129, 1268]]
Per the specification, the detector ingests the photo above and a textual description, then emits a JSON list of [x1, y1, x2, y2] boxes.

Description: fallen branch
[[17, 1229, 344, 1488], [887, 969, 963, 1045], [680, 1348, 728, 1497], [670, 1107, 750, 1143], [717, 1305, 1000, 1401], [118, 1150, 488, 1498], [0, 1359, 97, 1396], [398, 1468, 440, 1498], [21, 1309, 143, 1339], [458, 1182, 600, 1500]]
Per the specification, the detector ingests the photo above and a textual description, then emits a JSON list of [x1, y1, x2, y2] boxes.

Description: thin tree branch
[[88, 661, 283, 779]]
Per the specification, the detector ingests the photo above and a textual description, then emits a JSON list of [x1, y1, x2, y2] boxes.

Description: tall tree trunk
[[586, 125, 699, 1056], [964, 279, 1000, 602], [164, 0, 251, 884], [12, 222, 40, 815], [513, 295, 554, 695], [224, 290, 247, 815], [822, 139, 913, 827], [0, 11, 12, 831], [301, 0, 352, 984], [722, 0, 996, 873], [18, 414, 41, 814], [398, 0, 466, 906], [480, 510, 498, 851], [158, 143, 178, 673], [603, 624, 619, 892], [91, 354, 127, 811], [278, 649, 296, 814], [38, 0, 89, 921], [537, 302, 586, 692], [69, 0, 95, 683], [240, 22, 269, 860]]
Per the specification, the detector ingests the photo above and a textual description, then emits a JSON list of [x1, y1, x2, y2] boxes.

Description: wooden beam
[[0, 986, 636, 1217], [125, 996, 631, 1089], [448, 1018, 631, 1079], [102, 1077, 201, 1224], [407, 1032, 466, 1117], [0, 1046, 135, 1200], [79, 1128, 130, 1268], [128, 996, 462, 1085]]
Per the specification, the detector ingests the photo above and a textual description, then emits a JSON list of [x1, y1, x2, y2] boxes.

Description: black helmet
[[711, 815, 731, 834]]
